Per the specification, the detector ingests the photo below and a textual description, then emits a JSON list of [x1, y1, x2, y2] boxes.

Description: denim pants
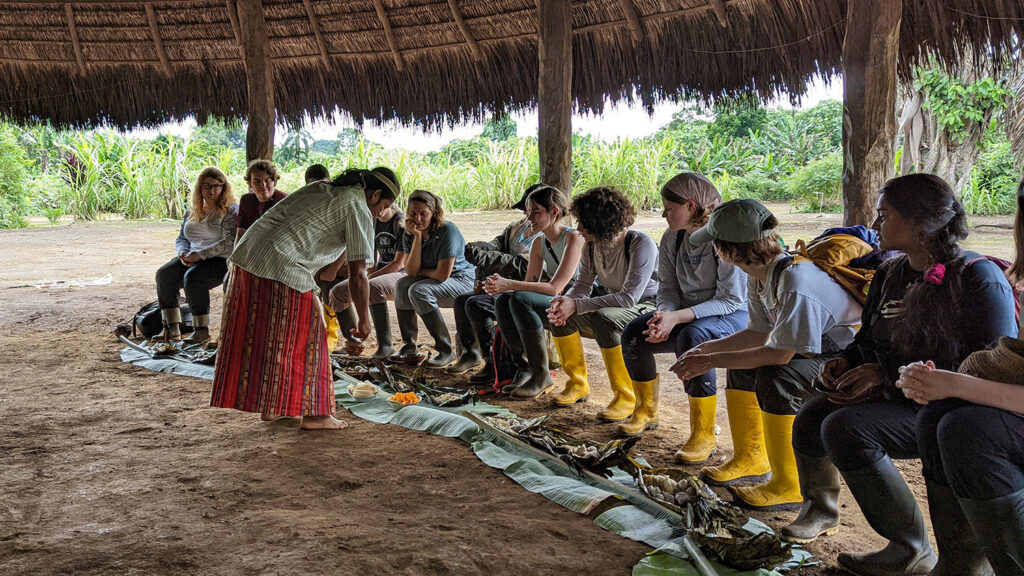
[[155, 256, 227, 316]]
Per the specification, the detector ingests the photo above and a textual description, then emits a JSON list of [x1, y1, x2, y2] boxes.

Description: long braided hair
[[884, 174, 970, 362]]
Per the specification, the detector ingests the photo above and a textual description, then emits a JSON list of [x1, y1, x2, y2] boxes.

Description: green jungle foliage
[[0, 88, 1019, 229]]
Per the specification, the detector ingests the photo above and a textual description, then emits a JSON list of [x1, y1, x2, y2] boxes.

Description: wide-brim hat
[[958, 336, 1024, 386]]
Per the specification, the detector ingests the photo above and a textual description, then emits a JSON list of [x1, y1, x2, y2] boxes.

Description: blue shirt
[[401, 222, 475, 278]]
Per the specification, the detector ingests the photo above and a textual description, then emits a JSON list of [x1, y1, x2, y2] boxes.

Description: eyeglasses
[[202, 183, 224, 191], [251, 178, 275, 186]]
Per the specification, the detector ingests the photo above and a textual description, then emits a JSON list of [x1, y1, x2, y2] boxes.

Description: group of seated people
[[159, 161, 1023, 575]]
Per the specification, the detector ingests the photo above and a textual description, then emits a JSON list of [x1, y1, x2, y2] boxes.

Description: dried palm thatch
[[0, 0, 1021, 130]]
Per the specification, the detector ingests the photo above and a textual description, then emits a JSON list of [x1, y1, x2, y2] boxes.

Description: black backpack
[[130, 301, 194, 339], [485, 325, 520, 393]]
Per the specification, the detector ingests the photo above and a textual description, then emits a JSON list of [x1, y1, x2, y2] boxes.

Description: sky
[[136, 76, 842, 152]]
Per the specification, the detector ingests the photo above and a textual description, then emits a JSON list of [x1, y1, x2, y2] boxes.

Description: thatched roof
[[1, 0, 1022, 129]]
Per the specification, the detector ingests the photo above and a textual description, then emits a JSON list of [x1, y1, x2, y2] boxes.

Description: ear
[[371, 189, 381, 204]]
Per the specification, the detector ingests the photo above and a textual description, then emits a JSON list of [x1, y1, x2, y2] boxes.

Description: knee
[[330, 281, 352, 307], [676, 323, 714, 352], [792, 397, 832, 455], [936, 409, 982, 471], [368, 280, 391, 304]]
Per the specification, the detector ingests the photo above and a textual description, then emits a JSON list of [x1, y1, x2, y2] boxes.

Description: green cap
[[688, 198, 775, 245]]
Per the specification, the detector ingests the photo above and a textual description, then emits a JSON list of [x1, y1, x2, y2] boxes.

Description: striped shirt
[[230, 182, 375, 293]]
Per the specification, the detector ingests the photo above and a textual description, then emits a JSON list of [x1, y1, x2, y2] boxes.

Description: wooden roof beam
[[301, 0, 331, 69], [63, 3, 86, 74], [144, 2, 173, 77], [708, 0, 729, 27], [372, 0, 404, 72], [447, 0, 482, 62], [225, 0, 247, 64], [618, 0, 645, 42]]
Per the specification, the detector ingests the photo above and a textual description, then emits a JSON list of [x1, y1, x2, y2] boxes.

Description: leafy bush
[[0, 125, 30, 228], [787, 153, 843, 212], [26, 173, 70, 224], [724, 172, 790, 202]]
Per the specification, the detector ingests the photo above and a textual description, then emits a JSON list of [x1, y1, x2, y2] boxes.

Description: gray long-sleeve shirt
[[175, 204, 239, 260], [657, 229, 747, 318], [565, 230, 659, 314]]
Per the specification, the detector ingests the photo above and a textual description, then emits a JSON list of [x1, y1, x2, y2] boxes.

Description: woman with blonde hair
[[619, 173, 747, 445], [155, 167, 237, 342]]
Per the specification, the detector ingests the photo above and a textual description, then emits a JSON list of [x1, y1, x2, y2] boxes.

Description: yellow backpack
[[778, 233, 878, 305]]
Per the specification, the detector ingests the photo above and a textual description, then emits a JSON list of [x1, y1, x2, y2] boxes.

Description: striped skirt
[[211, 266, 334, 417]]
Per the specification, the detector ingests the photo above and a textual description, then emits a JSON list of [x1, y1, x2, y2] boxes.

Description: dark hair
[[881, 174, 972, 362], [332, 166, 400, 203], [304, 163, 330, 183], [711, 215, 783, 266], [570, 186, 635, 245], [1009, 178, 1024, 287], [526, 185, 568, 221], [245, 158, 279, 182]]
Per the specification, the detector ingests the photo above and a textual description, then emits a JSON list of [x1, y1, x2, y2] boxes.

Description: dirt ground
[[0, 204, 1015, 576]]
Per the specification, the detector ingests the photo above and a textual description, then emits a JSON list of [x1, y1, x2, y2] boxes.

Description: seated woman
[[484, 185, 584, 397], [785, 174, 1016, 576], [155, 167, 237, 342], [328, 198, 407, 358], [620, 173, 747, 442], [448, 186, 540, 378], [392, 190, 476, 367], [547, 187, 659, 421], [895, 181, 1023, 576], [235, 159, 286, 243]]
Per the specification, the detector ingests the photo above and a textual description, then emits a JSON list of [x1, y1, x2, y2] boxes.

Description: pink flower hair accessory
[[923, 263, 946, 285]]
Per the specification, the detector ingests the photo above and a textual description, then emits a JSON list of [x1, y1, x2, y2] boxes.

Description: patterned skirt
[[211, 266, 334, 417]]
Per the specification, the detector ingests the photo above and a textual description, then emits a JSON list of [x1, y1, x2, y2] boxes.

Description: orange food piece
[[388, 392, 420, 405]]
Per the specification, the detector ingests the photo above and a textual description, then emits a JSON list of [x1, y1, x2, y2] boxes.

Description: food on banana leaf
[[635, 468, 747, 535], [521, 428, 641, 479], [148, 341, 180, 357], [691, 529, 794, 572], [348, 382, 379, 398], [415, 382, 476, 407], [388, 392, 420, 405], [483, 414, 550, 436]]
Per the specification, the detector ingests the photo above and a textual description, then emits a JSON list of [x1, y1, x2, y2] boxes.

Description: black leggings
[[155, 256, 227, 316], [926, 401, 1024, 499]]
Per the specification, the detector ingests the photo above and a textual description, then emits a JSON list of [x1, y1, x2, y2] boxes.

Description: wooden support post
[[618, 0, 644, 42], [538, 0, 572, 195], [237, 0, 275, 161], [301, 0, 331, 69], [841, 0, 901, 225], [372, 0, 405, 72], [708, 0, 729, 27], [225, 0, 247, 64], [447, 0, 482, 62], [145, 3, 173, 77], [64, 3, 86, 74]]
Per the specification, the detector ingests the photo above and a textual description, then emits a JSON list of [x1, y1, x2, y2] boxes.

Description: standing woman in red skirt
[[211, 167, 400, 430]]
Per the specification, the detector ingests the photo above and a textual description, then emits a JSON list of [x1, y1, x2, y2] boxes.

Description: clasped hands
[[178, 252, 201, 267]]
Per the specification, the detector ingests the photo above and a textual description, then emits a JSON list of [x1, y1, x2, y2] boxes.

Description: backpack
[[130, 301, 194, 339], [966, 255, 1022, 323], [485, 325, 520, 393], [772, 226, 881, 305]]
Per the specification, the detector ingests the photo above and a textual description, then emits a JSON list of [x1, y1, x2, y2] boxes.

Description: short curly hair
[[570, 186, 636, 244]]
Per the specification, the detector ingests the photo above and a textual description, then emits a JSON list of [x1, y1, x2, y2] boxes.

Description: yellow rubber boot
[[701, 389, 771, 486], [617, 377, 659, 436], [675, 394, 718, 464], [597, 346, 635, 422], [731, 412, 802, 511], [551, 333, 590, 406]]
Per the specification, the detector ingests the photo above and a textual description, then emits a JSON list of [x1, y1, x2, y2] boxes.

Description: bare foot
[[299, 415, 349, 430]]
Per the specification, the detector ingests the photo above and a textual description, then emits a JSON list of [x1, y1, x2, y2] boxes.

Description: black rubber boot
[[446, 336, 483, 374], [959, 487, 1024, 576], [926, 481, 993, 576], [421, 309, 456, 368], [496, 323, 530, 393], [510, 327, 554, 399], [336, 306, 358, 342], [390, 308, 419, 358], [781, 452, 841, 543], [369, 303, 394, 359], [838, 457, 937, 576], [469, 361, 496, 386]]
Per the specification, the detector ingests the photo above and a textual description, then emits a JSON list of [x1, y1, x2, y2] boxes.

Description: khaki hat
[[958, 336, 1024, 386], [689, 198, 776, 245]]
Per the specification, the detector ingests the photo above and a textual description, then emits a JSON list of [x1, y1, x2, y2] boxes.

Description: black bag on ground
[[131, 301, 194, 338], [487, 325, 520, 393]]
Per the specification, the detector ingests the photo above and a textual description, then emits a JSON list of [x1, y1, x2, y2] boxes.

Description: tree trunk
[[841, 0, 902, 226], [237, 0, 275, 162], [537, 0, 572, 195]]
